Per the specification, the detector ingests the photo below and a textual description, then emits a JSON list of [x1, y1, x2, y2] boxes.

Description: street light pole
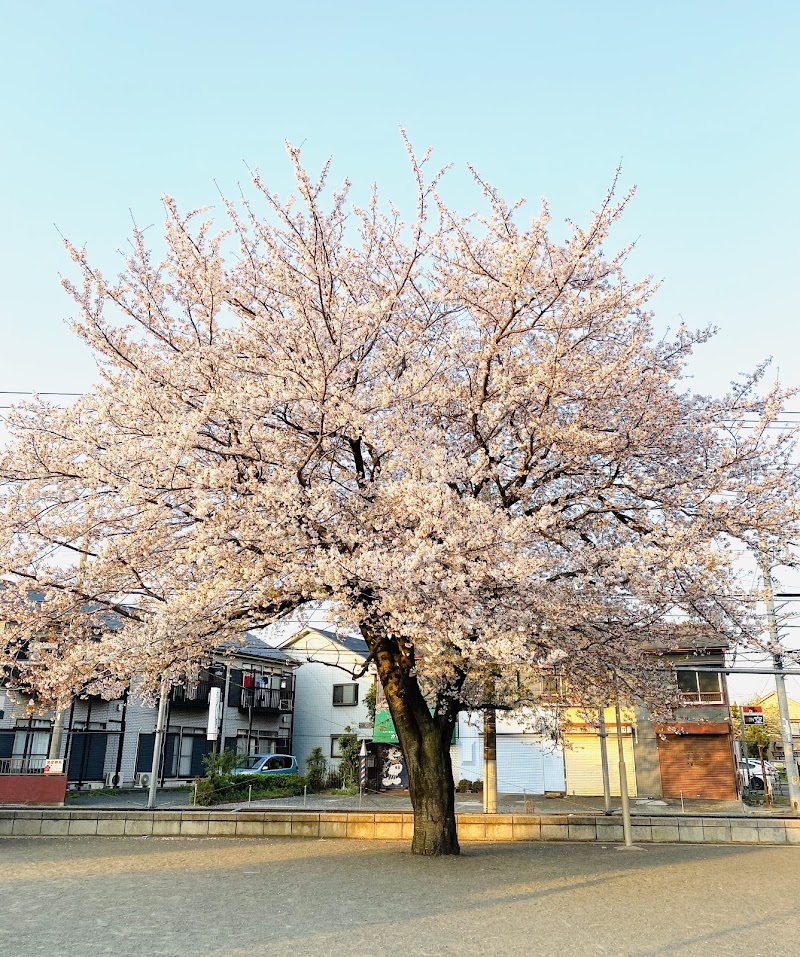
[[615, 701, 633, 847], [597, 706, 613, 815], [483, 677, 497, 814], [147, 680, 168, 810], [758, 541, 800, 812], [48, 701, 65, 760]]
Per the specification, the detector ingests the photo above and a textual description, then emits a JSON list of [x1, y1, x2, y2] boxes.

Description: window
[[540, 675, 565, 701], [331, 735, 343, 758], [333, 683, 358, 707], [677, 670, 723, 704]]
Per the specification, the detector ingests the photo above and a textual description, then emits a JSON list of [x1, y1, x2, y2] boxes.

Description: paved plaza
[[64, 786, 757, 817], [1, 836, 798, 957]]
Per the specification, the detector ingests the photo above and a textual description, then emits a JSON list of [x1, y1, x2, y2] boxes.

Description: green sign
[[372, 708, 457, 744], [372, 707, 398, 743]]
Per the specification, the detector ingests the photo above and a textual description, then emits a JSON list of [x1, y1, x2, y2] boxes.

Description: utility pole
[[47, 700, 66, 760], [597, 706, 613, 815], [759, 541, 800, 812], [483, 676, 497, 814], [147, 680, 169, 810], [615, 700, 633, 847]]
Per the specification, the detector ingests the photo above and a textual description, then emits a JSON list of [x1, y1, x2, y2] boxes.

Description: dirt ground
[[1, 837, 798, 957]]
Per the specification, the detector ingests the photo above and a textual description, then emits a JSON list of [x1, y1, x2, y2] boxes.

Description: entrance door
[[67, 732, 108, 782]]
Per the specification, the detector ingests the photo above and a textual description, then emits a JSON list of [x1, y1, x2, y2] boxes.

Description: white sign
[[43, 759, 64, 774], [206, 686, 222, 740]]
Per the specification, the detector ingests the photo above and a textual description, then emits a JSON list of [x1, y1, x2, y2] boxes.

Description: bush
[[337, 728, 361, 788], [193, 771, 304, 806], [456, 777, 483, 793], [324, 768, 343, 790], [305, 747, 328, 793]]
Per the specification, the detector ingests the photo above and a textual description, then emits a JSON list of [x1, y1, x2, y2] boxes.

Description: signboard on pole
[[207, 686, 222, 740], [742, 705, 765, 726]]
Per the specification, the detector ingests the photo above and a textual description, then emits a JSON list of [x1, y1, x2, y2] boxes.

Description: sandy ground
[[1, 836, 798, 957]]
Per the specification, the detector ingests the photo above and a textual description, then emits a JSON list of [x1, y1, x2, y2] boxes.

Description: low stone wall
[[1, 808, 799, 844]]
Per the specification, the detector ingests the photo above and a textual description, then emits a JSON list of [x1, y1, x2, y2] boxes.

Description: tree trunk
[[362, 618, 460, 856], [404, 714, 460, 856]]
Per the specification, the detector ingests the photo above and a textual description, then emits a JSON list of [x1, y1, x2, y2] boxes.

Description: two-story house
[[275, 626, 374, 774], [1, 625, 298, 788]]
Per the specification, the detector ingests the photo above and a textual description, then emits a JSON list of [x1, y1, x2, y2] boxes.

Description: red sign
[[742, 706, 765, 726]]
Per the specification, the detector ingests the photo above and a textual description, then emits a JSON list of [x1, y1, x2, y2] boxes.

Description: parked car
[[739, 758, 778, 791], [231, 754, 299, 776]]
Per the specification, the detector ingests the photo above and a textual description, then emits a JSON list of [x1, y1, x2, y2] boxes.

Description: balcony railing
[[679, 690, 724, 705], [0, 756, 49, 775], [170, 678, 224, 709], [239, 688, 293, 713]]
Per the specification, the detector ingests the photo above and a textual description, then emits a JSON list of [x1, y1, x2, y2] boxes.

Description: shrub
[[305, 747, 328, 792], [455, 778, 483, 793], [337, 728, 361, 788], [193, 771, 304, 805], [324, 767, 343, 790]]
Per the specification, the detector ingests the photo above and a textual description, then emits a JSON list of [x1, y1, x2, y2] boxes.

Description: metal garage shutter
[[564, 733, 638, 797], [657, 734, 736, 799], [495, 735, 565, 794]]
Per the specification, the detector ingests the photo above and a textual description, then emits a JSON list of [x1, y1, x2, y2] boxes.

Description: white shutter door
[[564, 733, 637, 797], [495, 735, 565, 793]]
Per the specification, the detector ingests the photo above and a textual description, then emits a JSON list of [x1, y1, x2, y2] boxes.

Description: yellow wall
[[756, 692, 800, 721]]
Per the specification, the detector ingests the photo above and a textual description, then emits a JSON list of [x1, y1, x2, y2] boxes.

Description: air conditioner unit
[[134, 772, 152, 789], [280, 714, 291, 726], [279, 698, 292, 711], [104, 772, 121, 787]]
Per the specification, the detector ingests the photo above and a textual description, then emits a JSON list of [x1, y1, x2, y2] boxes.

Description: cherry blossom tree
[[1, 141, 798, 855]]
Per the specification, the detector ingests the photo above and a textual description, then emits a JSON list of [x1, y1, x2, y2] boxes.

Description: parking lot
[[2, 836, 798, 957]]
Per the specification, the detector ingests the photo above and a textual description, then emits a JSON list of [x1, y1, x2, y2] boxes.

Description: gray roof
[[218, 632, 298, 666], [286, 626, 369, 658]]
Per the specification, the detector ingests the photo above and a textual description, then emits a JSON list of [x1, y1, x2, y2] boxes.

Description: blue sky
[[1, 1, 798, 697]]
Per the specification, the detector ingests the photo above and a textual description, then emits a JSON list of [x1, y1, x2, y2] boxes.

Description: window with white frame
[[333, 683, 358, 706]]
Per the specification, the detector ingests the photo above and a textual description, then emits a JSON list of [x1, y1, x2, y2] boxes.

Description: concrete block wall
[[2, 808, 799, 845]]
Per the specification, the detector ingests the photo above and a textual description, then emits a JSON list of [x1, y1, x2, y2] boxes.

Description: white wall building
[[276, 627, 374, 773], [452, 712, 566, 795]]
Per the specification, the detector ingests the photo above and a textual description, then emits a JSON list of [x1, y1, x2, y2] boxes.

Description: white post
[[615, 701, 633, 847], [48, 702, 66, 760], [147, 680, 168, 810], [483, 678, 497, 814], [597, 706, 613, 815]]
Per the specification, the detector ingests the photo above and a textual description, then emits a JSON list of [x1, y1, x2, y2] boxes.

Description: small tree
[[305, 747, 327, 792], [337, 727, 360, 789], [731, 703, 782, 761], [364, 682, 377, 723]]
